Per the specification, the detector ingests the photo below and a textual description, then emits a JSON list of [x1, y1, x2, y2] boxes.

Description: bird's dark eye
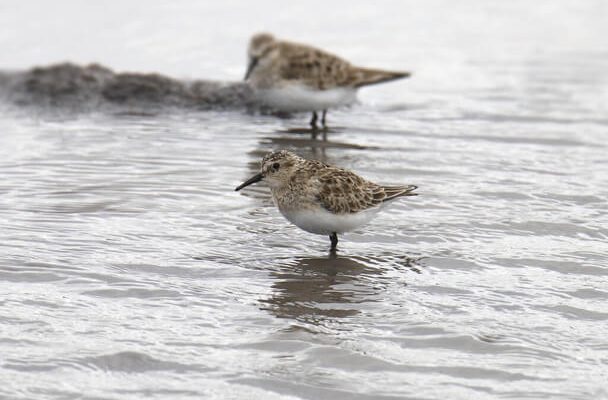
[[272, 162, 280, 171]]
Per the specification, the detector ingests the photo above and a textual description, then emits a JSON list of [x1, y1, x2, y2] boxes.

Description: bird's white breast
[[279, 206, 380, 235], [256, 85, 357, 112]]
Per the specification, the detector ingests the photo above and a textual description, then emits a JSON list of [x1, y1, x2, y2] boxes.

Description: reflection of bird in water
[[244, 33, 411, 132], [265, 131, 373, 160], [260, 254, 383, 322]]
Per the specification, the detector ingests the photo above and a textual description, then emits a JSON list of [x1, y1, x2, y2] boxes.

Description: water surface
[[1, 1, 607, 399]]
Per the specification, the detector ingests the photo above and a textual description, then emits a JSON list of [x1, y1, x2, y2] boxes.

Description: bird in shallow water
[[244, 33, 411, 131], [235, 150, 418, 251]]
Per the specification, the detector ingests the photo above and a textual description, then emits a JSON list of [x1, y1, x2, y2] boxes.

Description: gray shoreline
[[0, 63, 256, 111]]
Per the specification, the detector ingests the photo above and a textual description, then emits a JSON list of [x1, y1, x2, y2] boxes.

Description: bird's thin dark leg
[[310, 111, 318, 130], [329, 232, 338, 251], [321, 110, 327, 128]]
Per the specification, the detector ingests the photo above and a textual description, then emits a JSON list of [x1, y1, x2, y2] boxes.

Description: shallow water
[[1, 1, 608, 399]]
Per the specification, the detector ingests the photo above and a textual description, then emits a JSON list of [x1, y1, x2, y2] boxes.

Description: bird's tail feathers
[[382, 185, 418, 202], [352, 67, 411, 88]]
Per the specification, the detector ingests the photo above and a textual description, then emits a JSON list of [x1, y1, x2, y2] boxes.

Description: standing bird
[[235, 150, 417, 251], [244, 33, 411, 130]]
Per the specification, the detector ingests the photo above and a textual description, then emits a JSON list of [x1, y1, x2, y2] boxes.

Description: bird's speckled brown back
[[274, 158, 416, 214], [275, 39, 410, 90]]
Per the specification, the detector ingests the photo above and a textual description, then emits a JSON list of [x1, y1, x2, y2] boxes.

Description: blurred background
[[2, 1, 605, 105], [0, 1, 607, 400]]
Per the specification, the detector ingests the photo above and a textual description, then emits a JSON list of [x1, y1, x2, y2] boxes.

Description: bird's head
[[235, 150, 301, 191], [244, 32, 278, 80]]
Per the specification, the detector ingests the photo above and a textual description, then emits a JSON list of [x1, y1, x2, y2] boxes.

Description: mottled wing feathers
[[315, 170, 375, 214], [305, 163, 416, 214], [276, 40, 410, 90], [277, 41, 352, 90]]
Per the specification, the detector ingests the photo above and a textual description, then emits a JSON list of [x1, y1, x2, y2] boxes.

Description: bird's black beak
[[244, 57, 258, 81], [235, 172, 263, 191]]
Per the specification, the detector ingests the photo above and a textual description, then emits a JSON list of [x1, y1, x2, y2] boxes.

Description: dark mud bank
[[0, 63, 255, 111]]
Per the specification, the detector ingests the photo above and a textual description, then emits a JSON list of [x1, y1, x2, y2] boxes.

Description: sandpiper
[[244, 33, 411, 129], [235, 150, 417, 251]]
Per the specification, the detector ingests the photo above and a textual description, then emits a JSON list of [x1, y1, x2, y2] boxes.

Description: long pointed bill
[[235, 172, 263, 191], [244, 57, 258, 80]]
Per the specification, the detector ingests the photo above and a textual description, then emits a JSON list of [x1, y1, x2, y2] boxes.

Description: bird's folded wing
[[277, 41, 353, 90], [313, 169, 386, 214]]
